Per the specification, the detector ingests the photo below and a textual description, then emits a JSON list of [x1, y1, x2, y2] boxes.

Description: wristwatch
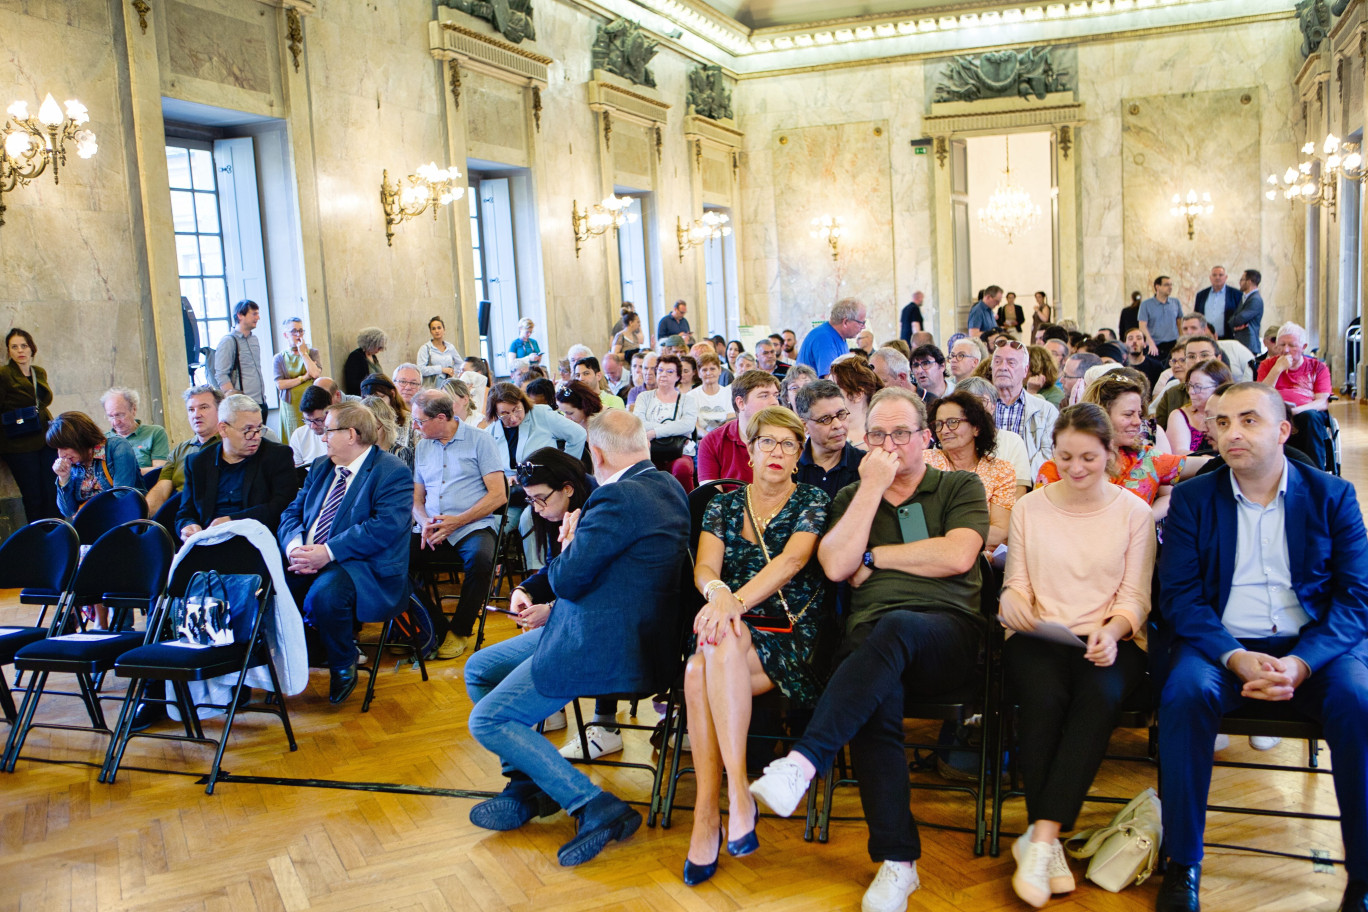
[[862, 550, 876, 570]]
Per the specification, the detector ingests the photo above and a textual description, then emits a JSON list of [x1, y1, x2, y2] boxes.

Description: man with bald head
[[1155, 382, 1368, 912]]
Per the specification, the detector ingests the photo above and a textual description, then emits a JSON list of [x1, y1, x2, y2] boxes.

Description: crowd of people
[[0, 269, 1363, 912]]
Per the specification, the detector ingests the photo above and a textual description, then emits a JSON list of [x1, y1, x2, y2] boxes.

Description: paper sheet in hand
[[1012, 620, 1087, 648]]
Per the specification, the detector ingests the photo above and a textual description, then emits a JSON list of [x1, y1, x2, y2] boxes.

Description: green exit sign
[[914, 146, 927, 155]]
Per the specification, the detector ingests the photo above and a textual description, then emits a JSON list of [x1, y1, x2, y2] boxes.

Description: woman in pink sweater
[[999, 403, 1157, 908]]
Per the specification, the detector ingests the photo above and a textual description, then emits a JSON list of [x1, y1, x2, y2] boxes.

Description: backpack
[[390, 588, 438, 659]]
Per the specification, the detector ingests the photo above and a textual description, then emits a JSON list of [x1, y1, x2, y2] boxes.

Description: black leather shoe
[[558, 792, 642, 866], [1155, 863, 1201, 912], [129, 699, 165, 733], [1341, 880, 1368, 912], [683, 827, 723, 886], [328, 665, 358, 704], [469, 776, 561, 831]]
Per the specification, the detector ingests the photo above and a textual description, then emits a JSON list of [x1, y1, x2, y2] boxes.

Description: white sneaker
[[1012, 838, 1053, 908], [1013, 826, 1075, 894], [559, 724, 623, 760], [749, 756, 812, 818], [1213, 734, 1231, 752], [539, 709, 566, 732], [861, 861, 920, 912], [1249, 736, 1281, 751]]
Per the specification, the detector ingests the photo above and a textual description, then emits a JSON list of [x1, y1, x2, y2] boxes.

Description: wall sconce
[[1266, 134, 1364, 220], [572, 195, 634, 258], [380, 163, 464, 246], [810, 214, 844, 260], [1, 93, 98, 227], [675, 211, 731, 262], [1169, 190, 1212, 241]]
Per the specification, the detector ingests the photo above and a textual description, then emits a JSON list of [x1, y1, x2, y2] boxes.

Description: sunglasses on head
[[993, 338, 1026, 351], [515, 461, 543, 486]]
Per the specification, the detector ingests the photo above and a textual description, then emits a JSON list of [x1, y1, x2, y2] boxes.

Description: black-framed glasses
[[321, 426, 353, 439], [810, 408, 850, 426], [911, 359, 941, 370], [230, 424, 264, 439], [304, 415, 327, 428], [515, 461, 543, 486], [754, 435, 801, 455], [930, 417, 965, 432], [527, 490, 554, 507], [866, 427, 922, 446]]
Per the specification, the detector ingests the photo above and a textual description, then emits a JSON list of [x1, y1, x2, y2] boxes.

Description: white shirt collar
[[602, 464, 634, 485], [1229, 457, 1289, 507], [336, 445, 373, 477]]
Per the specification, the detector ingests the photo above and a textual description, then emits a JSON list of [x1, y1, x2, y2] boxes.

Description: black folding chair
[[1, 520, 174, 771], [355, 582, 428, 714], [71, 486, 148, 544], [101, 534, 298, 793], [0, 519, 81, 721]]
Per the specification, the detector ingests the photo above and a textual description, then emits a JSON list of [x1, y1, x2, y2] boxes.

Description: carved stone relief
[[592, 18, 659, 88], [438, 0, 536, 44], [686, 64, 733, 121], [930, 46, 1073, 103]]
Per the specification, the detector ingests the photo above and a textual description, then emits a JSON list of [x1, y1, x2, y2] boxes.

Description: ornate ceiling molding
[[587, 70, 672, 126], [430, 15, 551, 86]]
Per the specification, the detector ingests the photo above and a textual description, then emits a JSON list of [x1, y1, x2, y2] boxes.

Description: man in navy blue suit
[[277, 402, 412, 704], [463, 408, 689, 867], [1155, 382, 1368, 912]]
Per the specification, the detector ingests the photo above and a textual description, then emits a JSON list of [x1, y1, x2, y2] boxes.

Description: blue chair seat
[[0, 627, 48, 662], [13, 632, 144, 674], [19, 588, 63, 606], [115, 641, 254, 682]]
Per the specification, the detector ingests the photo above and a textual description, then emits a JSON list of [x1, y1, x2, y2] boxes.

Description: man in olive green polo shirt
[[748, 387, 988, 912], [144, 384, 223, 517]]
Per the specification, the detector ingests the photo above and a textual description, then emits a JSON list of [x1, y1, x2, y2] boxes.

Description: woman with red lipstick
[[682, 406, 832, 887], [999, 403, 1156, 907]]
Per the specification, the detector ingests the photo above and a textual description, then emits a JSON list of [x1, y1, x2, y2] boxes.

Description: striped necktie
[[313, 467, 351, 545]]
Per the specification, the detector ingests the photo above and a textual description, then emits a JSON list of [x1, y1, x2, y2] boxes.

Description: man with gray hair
[[948, 338, 983, 384], [144, 384, 226, 517], [101, 387, 170, 486], [1257, 321, 1334, 469], [794, 380, 864, 500], [463, 408, 688, 866], [176, 394, 297, 541], [798, 298, 868, 377], [870, 347, 916, 394]]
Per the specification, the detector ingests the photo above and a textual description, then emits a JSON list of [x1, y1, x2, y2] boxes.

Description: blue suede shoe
[[683, 827, 724, 886], [726, 798, 760, 857]]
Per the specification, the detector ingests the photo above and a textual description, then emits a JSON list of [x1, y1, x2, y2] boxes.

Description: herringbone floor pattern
[[3, 402, 1365, 912]]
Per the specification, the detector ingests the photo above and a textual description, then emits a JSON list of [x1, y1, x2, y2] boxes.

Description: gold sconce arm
[[676, 211, 732, 262], [1, 93, 97, 228], [572, 195, 634, 258], [381, 163, 464, 246]]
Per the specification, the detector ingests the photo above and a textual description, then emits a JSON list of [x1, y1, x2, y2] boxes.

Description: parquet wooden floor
[[3, 402, 1367, 912]]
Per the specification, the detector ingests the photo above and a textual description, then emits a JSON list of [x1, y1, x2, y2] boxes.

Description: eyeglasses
[[754, 436, 801, 455], [846, 316, 867, 326], [1185, 382, 1217, 393], [303, 416, 327, 428], [948, 352, 978, 361], [527, 490, 555, 507], [993, 338, 1026, 351], [321, 426, 353, 439], [809, 408, 850, 426], [930, 417, 966, 432], [395, 379, 421, 388], [911, 359, 941, 370], [515, 461, 542, 486], [865, 427, 922, 446], [230, 424, 264, 439]]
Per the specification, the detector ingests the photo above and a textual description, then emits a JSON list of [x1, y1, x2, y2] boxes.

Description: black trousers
[[1004, 634, 1146, 830], [286, 564, 358, 672], [1, 446, 59, 522], [410, 529, 496, 638], [792, 608, 982, 863]]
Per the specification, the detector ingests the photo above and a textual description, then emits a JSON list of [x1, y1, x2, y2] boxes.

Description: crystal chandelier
[[1, 93, 98, 227], [1266, 134, 1365, 220], [380, 162, 464, 246], [572, 195, 635, 258], [977, 136, 1040, 245], [676, 210, 731, 261]]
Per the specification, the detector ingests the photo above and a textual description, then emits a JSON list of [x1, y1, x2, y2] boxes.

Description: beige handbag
[[1063, 787, 1163, 892]]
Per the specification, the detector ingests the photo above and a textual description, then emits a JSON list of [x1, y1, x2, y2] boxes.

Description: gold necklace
[[746, 482, 796, 536]]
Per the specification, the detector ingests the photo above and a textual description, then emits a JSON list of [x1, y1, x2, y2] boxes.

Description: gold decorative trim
[[286, 8, 303, 73], [450, 63, 462, 111], [925, 102, 1084, 135], [603, 110, 612, 151], [132, 0, 150, 34], [1058, 125, 1072, 161], [732, 150, 739, 181], [935, 136, 948, 169], [655, 125, 663, 163], [587, 74, 671, 128], [439, 21, 553, 65], [683, 113, 743, 149], [694, 139, 702, 172], [532, 86, 542, 132]]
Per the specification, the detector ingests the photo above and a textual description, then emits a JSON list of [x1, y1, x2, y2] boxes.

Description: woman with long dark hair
[[516, 447, 594, 565], [0, 328, 58, 520]]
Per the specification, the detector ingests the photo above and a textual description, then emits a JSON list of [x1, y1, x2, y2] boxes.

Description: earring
[[747, 459, 754, 467]]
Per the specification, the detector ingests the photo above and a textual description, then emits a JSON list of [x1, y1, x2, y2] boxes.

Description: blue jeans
[[465, 628, 602, 814]]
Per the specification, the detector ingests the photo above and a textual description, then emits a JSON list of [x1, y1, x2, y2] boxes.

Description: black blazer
[[177, 439, 299, 536], [1194, 286, 1240, 336]]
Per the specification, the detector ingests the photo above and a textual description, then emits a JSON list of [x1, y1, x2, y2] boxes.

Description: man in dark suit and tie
[[462, 408, 689, 867], [277, 402, 413, 703], [1155, 382, 1368, 912], [1229, 268, 1265, 355], [1193, 265, 1241, 343], [176, 395, 298, 540]]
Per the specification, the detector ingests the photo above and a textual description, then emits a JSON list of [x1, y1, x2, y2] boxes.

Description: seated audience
[[47, 410, 140, 519], [909, 344, 950, 404], [1060, 352, 1101, 404], [754, 337, 789, 379], [734, 352, 759, 374], [999, 403, 1156, 907], [871, 347, 916, 394], [748, 388, 988, 912], [780, 363, 818, 412], [412, 389, 507, 660], [144, 385, 224, 518], [553, 380, 602, 433], [462, 410, 688, 867], [390, 363, 423, 446], [684, 406, 832, 886], [484, 382, 586, 477], [1257, 321, 1334, 468], [626, 352, 657, 408], [925, 392, 1016, 550], [854, 328, 876, 356], [697, 369, 781, 484], [278, 403, 412, 703], [1155, 382, 1368, 912], [954, 376, 1031, 499], [1026, 345, 1064, 407], [688, 352, 735, 437], [176, 394, 298, 540], [679, 354, 700, 394], [1122, 327, 1166, 390], [573, 357, 624, 409], [794, 380, 865, 500], [949, 338, 984, 385], [632, 354, 698, 491], [101, 386, 169, 489], [342, 327, 387, 395], [290, 385, 332, 469], [517, 447, 595, 570], [525, 378, 558, 407], [991, 337, 1058, 475], [829, 357, 883, 450], [1168, 358, 1232, 456], [361, 394, 414, 469], [1157, 337, 1222, 429], [360, 373, 412, 448], [726, 339, 745, 374], [602, 352, 629, 396]]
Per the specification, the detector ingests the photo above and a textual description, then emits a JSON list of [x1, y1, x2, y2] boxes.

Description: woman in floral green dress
[[681, 406, 832, 886], [273, 317, 320, 438]]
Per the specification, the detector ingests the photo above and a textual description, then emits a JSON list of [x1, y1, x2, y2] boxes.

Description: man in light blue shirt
[[412, 389, 507, 659], [967, 285, 1001, 339], [796, 298, 866, 377], [1138, 275, 1182, 358]]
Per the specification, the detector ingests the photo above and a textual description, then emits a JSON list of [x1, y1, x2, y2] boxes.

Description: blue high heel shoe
[[726, 798, 760, 857], [683, 827, 723, 886]]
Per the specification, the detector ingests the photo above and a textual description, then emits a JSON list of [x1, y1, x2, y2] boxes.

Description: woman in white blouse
[[632, 353, 699, 491], [417, 316, 462, 388]]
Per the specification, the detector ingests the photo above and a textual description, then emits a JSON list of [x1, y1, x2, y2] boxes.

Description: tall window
[[469, 175, 521, 376], [616, 195, 649, 322], [167, 142, 230, 347]]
